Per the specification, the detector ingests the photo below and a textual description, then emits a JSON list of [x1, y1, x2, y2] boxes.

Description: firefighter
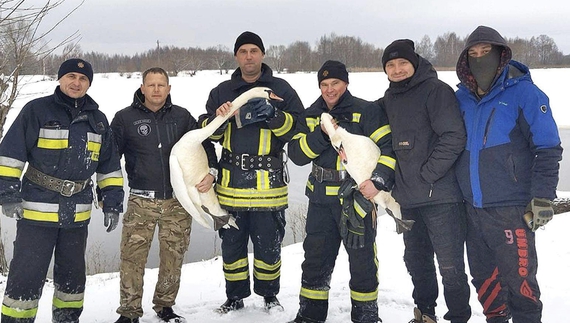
[[0, 58, 124, 323], [198, 31, 304, 313], [287, 60, 396, 323]]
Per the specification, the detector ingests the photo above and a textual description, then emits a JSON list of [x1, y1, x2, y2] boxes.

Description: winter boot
[[114, 315, 139, 323], [264, 296, 284, 312], [156, 306, 185, 323], [408, 307, 437, 323], [217, 298, 244, 314]]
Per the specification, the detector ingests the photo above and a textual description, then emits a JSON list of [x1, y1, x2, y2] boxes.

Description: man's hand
[[104, 212, 119, 233], [2, 202, 23, 219], [524, 197, 554, 232], [216, 101, 236, 117], [195, 173, 215, 193], [320, 118, 338, 136], [359, 179, 379, 201]]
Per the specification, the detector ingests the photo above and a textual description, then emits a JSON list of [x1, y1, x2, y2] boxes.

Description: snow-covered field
[[0, 68, 569, 322]]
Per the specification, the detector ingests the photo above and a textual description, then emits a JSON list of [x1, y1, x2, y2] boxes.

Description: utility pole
[[157, 40, 161, 65]]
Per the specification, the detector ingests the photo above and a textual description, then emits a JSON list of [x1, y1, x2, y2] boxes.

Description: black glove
[[235, 98, 276, 128], [104, 211, 119, 233], [370, 172, 393, 192], [2, 202, 23, 219], [338, 179, 374, 249], [524, 197, 554, 232]]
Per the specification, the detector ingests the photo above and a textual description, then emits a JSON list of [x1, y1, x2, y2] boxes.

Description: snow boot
[[408, 307, 437, 323], [217, 298, 244, 314], [264, 296, 284, 312], [114, 315, 139, 323], [156, 306, 185, 322]]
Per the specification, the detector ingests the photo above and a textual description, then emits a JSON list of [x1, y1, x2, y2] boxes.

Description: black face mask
[[468, 46, 501, 92]]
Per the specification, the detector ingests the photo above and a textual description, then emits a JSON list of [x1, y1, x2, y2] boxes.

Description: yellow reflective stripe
[[23, 209, 59, 222], [256, 170, 270, 190], [37, 138, 68, 149], [352, 113, 361, 123], [350, 288, 378, 302], [354, 201, 368, 218], [300, 287, 329, 301], [216, 186, 288, 198], [306, 117, 319, 132], [0, 165, 22, 178], [336, 155, 344, 170], [52, 298, 83, 309], [87, 141, 101, 152], [379, 155, 396, 170], [258, 129, 271, 155], [306, 180, 314, 192], [221, 168, 230, 187], [1, 305, 37, 319], [75, 210, 91, 222], [218, 195, 288, 208], [254, 269, 280, 281], [272, 112, 293, 137], [98, 177, 124, 189], [370, 125, 391, 143], [201, 119, 209, 128], [254, 258, 281, 271], [224, 270, 249, 282], [325, 186, 339, 196], [299, 135, 318, 159], [223, 257, 249, 271], [222, 123, 232, 149]]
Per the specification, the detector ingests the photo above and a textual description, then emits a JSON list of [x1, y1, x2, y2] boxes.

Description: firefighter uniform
[[0, 86, 124, 323], [199, 63, 303, 301], [288, 90, 396, 323]]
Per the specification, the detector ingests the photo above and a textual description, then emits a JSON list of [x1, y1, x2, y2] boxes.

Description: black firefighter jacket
[[111, 89, 217, 199], [381, 56, 466, 209], [0, 87, 124, 227], [288, 90, 396, 205], [199, 63, 304, 211]]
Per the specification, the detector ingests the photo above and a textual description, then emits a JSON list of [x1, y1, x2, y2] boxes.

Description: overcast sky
[[33, 0, 570, 56]]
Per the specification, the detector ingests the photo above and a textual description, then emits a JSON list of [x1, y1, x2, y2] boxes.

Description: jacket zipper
[[482, 108, 496, 147]]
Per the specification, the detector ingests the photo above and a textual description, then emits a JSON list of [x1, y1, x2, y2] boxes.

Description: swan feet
[[201, 205, 239, 230]]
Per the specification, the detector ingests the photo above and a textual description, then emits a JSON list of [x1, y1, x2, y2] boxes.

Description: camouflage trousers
[[116, 196, 192, 318]]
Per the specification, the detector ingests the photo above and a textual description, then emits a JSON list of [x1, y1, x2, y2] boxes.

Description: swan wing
[[169, 154, 213, 229]]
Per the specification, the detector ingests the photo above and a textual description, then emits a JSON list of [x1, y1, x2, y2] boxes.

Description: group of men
[[0, 25, 561, 323]]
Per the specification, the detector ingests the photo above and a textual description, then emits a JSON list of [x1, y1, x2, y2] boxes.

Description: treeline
[[20, 32, 570, 76]]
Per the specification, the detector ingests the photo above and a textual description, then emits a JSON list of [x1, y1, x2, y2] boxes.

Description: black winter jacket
[[0, 87, 124, 227], [381, 57, 466, 208], [199, 63, 304, 211], [111, 89, 217, 199], [289, 90, 396, 204]]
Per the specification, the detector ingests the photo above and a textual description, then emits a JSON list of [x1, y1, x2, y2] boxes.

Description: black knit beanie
[[234, 31, 265, 55], [382, 39, 419, 70], [317, 60, 349, 85], [57, 58, 94, 85]]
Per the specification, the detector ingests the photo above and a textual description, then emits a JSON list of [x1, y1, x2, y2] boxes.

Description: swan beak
[[338, 145, 348, 165], [267, 90, 284, 102]]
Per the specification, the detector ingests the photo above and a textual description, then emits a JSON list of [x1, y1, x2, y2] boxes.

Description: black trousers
[[295, 202, 379, 323], [1, 221, 88, 323], [465, 204, 542, 323], [219, 210, 286, 299]]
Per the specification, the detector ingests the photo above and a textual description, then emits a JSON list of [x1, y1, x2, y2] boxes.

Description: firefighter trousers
[[295, 202, 379, 323], [1, 221, 88, 323]]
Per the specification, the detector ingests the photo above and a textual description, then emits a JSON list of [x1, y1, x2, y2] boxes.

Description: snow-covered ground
[[0, 68, 569, 322]]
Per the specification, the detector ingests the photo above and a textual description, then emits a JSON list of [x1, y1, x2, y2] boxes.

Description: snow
[[1, 68, 569, 322]]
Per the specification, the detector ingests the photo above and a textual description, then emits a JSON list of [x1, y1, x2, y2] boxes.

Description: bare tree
[[0, 0, 84, 274], [416, 35, 435, 62]]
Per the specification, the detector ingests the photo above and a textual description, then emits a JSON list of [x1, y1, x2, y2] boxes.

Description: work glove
[[370, 172, 394, 192], [235, 98, 276, 128], [338, 179, 374, 249], [524, 197, 554, 232], [2, 202, 23, 219], [104, 211, 119, 233]]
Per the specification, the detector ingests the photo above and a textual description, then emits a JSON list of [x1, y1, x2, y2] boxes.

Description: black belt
[[130, 189, 172, 200], [311, 164, 348, 183], [221, 150, 284, 171], [24, 166, 91, 197]]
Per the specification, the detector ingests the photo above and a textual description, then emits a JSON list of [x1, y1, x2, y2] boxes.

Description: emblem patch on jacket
[[137, 123, 151, 136]]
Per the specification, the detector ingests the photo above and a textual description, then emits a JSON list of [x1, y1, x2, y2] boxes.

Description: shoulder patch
[[540, 105, 548, 113]]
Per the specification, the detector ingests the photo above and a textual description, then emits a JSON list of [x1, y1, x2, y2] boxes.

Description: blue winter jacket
[[455, 61, 562, 208]]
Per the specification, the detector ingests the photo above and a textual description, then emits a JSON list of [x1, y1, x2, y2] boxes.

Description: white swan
[[170, 87, 282, 230], [320, 112, 413, 233]]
